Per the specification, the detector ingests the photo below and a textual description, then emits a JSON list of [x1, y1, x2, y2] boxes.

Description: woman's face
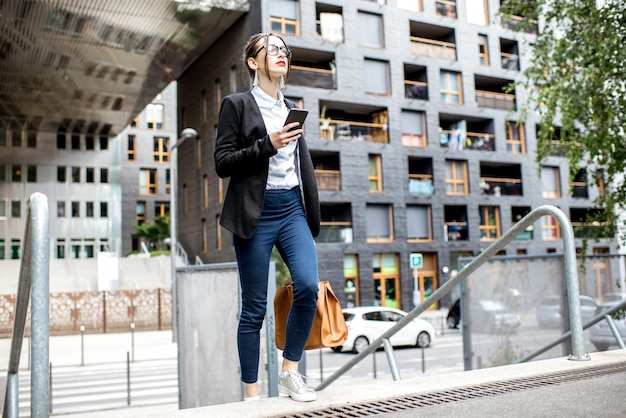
[[253, 35, 290, 81]]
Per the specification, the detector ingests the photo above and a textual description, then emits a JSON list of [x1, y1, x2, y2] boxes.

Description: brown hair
[[242, 32, 291, 85]]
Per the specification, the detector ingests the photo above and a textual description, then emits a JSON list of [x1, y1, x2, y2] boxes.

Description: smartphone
[[284, 108, 308, 131]]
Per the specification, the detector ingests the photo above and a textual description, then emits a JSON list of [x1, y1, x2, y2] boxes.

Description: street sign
[[410, 253, 423, 269]]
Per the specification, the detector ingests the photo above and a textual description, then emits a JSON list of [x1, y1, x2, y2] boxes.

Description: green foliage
[[499, 0, 626, 246], [133, 216, 171, 250]]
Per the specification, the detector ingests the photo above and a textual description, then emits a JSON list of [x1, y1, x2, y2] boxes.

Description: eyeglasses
[[253, 44, 292, 59]]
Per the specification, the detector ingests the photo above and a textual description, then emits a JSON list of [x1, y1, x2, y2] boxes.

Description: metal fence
[[0, 288, 172, 337]]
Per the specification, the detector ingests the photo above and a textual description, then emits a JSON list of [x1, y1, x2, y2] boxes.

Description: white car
[[333, 306, 435, 354]]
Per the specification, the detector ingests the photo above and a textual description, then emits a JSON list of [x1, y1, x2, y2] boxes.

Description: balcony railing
[[289, 65, 335, 89], [402, 133, 427, 147], [317, 223, 353, 243], [479, 177, 523, 196], [501, 53, 520, 70], [440, 129, 495, 151], [409, 36, 456, 60], [404, 80, 428, 99], [408, 176, 434, 195], [319, 119, 388, 143], [315, 169, 341, 191], [476, 90, 515, 111]]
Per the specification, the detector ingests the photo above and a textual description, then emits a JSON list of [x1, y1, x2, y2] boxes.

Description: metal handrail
[[316, 204, 588, 391], [516, 298, 626, 363], [3, 193, 50, 418]]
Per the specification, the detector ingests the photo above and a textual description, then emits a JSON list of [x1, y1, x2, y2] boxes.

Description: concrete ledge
[[120, 349, 626, 418]]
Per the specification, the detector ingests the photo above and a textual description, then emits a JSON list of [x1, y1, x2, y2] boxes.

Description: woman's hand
[[270, 122, 302, 149]]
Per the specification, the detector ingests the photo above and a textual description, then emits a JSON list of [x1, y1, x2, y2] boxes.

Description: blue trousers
[[234, 187, 318, 384]]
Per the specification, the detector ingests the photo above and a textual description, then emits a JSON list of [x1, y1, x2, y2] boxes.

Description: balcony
[[318, 203, 353, 244], [476, 90, 515, 111], [408, 157, 434, 196], [319, 102, 388, 143], [440, 130, 494, 151], [502, 15, 538, 35], [315, 169, 341, 191], [480, 162, 523, 196], [289, 49, 336, 89], [404, 64, 428, 100], [409, 21, 456, 61]]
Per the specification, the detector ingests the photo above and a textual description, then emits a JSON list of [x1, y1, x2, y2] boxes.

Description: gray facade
[[177, 0, 616, 310]]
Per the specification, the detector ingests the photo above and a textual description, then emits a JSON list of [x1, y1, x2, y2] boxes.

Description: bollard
[[80, 325, 85, 366], [126, 351, 131, 405], [130, 322, 136, 362], [421, 346, 426, 373], [372, 350, 377, 379]]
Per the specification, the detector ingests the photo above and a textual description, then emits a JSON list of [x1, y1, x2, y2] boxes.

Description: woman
[[214, 33, 320, 402]]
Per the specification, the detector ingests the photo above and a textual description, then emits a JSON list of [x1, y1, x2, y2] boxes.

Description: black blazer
[[214, 91, 320, 239]]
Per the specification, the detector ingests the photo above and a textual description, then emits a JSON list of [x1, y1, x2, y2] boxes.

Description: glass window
[[467, 0, 489, 25], [100, 202, 108, 217], [100, 168, 108, 183], [57, 201, 65, 218], [479, 206, 501, 241], [153, 136, 169, 163], [71, 130, 80, 149], [26, 166, 36, 182], [407, 205, 432, 241], [343, 255, 359, 308], [57, 166, 66, 182], [11, 200, 21, 218], [366, 204, 394, 242], [139, 168, 157, 195], [401, 110, 427, 147], [0, 164, 5, 182], [397, 0, 421, 12], [541, 166, 561, 198], [0, 239, 5, 260], [0, 201, 5, 218], [86, 202, 94, 217], [146, 103, 164, 129], [440, 70, 463, 104], [72, 167, 80, 182], [368, 154, 383, 192], [445, 160, 469, 195], [57, 130, 66, 149], [71, 201, 80, 217], [127, 134, 136, 160], [364, 59, 390, 95], [270, 0, 300, 35], [541, 215, 561, 240], [11, 165, 21, 182], [506, 121, 526, 154], [11, 239, 21, 259], [358, 12, 384, 48], [136, 201, 146, 225], [436, 0, 457, 18], [478, 34, 489, 66], [86, 167, 94, 183]]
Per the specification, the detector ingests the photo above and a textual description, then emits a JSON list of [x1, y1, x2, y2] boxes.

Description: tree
[[499, 0, 626, 244], [134, 216, 171, 251]]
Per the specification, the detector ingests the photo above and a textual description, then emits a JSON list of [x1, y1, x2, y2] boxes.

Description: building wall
[[176, 0, 617, 310]]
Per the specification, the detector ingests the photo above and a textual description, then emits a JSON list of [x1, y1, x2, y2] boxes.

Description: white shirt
[[251, 86, 300, 190]]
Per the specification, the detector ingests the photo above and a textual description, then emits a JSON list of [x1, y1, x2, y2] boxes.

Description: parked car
[[334, 306, 435, 354], [447, 298, 521, 334], [589, 296, 626, 351], [535, 295, 598, 329]]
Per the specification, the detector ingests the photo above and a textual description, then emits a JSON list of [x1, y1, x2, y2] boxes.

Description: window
[[202, 218, 208, 253], [541, 215, 561, 240], [0, 127, 6, 146], [357, 11, 384, 48], [85, 167, 94, 183], [343, 255, 360, 308], [70, 201, 79, 217], [100, 202, 108, 217], [26, 165, 36, 182], [512, 206, 532, 240], [445, 160, 469, 195], [0, 164, 4, 182], [139, 169, 157, 195], [372, 253, 399, 308], [366, 204, 394, 243], [0, 239, 4, 260], [71, 240, 80, 259], [146, 103, 164, 129], [478, 34, 489, 66], [216, 214, 223, 251], [131, 117, 138, 128], [72, 167, 80, 182], [541, 166, 561, 198], [11, 239, 21, 259], [440, 70, 463, 104], [407, 205, 432, 242], [11, 165, 21, 182], [57, 201, 65, 218], [10, 126, 21, 147], [100, 168, 108, 183], [500, 38, 520, 70], [436, 0, 457, 18], [153, 136, 169, 163], [99, 135, 108, 150], [203, 175, 209, 208], [26, 129, 37, 148], [401, 110, 427, 147], [166, 168, 171, 195], [479, 206, 501, 241], [71, 130, 80, 149], [398, 0, 422, 12], [125, 135, 135, 159], [572, 169, 589, 198], [408, 157, 434, 195], [136, 201, 146, 225], [57, 129, 66, 149], [86, 202, 94, 217], [318, 203, 353, 243], [270, 0, 300, 36], [467, 0, 489, 25], [316, 5, 344, 43], [506, 121, 526, 154], [364, 59, 390, 95], [85, 134, 94, 150], [444, 205, 469, 241], [155, 201, 169, 217], [368, 154, 383, 192], [0, 201, 5, 218]]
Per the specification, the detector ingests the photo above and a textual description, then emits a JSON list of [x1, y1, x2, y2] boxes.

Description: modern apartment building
[[176, 0, 617, 310]]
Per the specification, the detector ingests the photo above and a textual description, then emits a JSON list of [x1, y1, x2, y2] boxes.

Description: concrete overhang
[[0, 0, 248, 136]]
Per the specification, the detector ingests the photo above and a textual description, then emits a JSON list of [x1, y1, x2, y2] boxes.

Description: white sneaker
[[278, 370, 317, 402]]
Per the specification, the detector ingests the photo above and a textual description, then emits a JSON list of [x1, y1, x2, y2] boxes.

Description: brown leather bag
[[274, 281, 348, 350]]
